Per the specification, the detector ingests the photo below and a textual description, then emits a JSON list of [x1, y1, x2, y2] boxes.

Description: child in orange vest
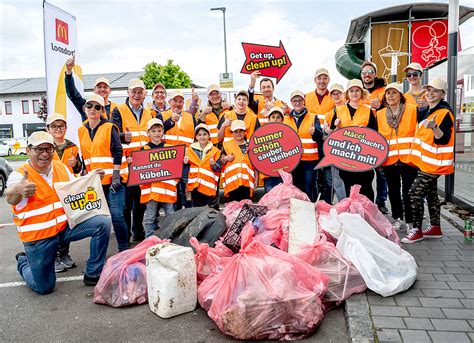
[[220, 120, 258, 201], [183, 124, 221, 207], [138, 118, 177, 238]]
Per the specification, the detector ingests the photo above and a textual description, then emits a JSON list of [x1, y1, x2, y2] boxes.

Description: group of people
[[5, 57, 454, 295]]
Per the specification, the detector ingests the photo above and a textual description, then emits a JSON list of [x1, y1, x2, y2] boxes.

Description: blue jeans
[[264, 176, 283, 193], [143, 200, 175, 238], [376, 168, 388, 206], [331, 166, 346, 202], [292, 160, 318, 202], [106, 185, 129, 251], [17, 215, 111, 295]]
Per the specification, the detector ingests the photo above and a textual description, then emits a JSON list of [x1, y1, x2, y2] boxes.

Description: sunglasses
[[406, 72, 421, 78], [361, 70, 375, 76], [86, 103, 103, 111]]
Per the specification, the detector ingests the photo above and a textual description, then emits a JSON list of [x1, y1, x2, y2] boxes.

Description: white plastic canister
[[146, 243, 197, 318]]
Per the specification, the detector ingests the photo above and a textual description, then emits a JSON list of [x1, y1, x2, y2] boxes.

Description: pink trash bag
[[199, 226, 328, 340], [317, 185, 399, 244], [253, 209, 290, 251], [222, 199, 253, 228], [94, 236, 167, 307], [258, 170, 310, 210], [296, 234, 367, 304], [190, 237, 233, 286]]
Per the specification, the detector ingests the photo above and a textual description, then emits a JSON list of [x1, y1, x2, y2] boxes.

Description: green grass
[[4, 154, 29, 161]]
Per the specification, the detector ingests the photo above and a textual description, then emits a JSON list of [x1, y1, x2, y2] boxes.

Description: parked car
[[0, 157, 13, 196], [0, 140, 11, 157], [4, 137, 27, 155]]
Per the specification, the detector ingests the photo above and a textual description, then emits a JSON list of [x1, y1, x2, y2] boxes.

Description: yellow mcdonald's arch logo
[[57, 24, 68, 42], [55, 63, 83, 118]]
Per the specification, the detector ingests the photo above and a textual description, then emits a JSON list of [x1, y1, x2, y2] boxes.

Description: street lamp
[[210, 7, 228, 73]]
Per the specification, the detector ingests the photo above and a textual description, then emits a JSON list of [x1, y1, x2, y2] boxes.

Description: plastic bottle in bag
[[146, 243, 197, 318]]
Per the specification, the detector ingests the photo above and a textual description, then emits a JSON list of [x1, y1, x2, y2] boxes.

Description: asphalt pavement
[[0, 191, 349, 342]]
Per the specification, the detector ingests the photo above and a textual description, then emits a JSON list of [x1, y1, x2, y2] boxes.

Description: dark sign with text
[[316, 127, 388, 172], [240, 41, 292, 83], [127, 145, 186, 186], [248, 123, 302, 177]]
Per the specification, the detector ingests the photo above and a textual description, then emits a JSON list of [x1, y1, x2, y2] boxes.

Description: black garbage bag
[[154, 207, 226, 247]]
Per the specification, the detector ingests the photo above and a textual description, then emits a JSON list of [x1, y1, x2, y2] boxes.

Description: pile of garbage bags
[[93, 170, 417, 341]]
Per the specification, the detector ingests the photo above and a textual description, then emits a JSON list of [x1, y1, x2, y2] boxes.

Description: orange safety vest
[[203, 112, 220, 145], [335, 104, 372, 127], [222, 110, 258, 142], [254, 94, 284, 125], [186, 144, 221, 196], [105, 102, 119, 120], [139, 145, 178, 204], [364, 86, 385, 107], [117, 103, 153, 156], [53, 145, 79, 174], [404, 91, 426, 107], [408, 108, 454, 175], [305, 91, 335, 125], [12, 160, 70, 242], [78, 122, 128, 185], [283, 113, 318, 161], [377, 103, 418, 166], [161, 110, 195, 147], [221, 140, 255, 196]]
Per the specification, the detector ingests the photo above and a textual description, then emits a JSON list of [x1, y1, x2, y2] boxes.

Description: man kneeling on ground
[[6, 131, 111, 294]]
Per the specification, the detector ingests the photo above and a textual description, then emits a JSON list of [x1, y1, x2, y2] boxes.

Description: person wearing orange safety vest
[[330, 79, 378, 201], [6, 131, 111, 294], [46, 112, 82, 272], [111, 78, 162, 242], [403, 62, 427, 107], [305, 68, 335, 126], [247, 70, 289, 125], [220, 120, 257, 201], [190, 84, 233, 145], [376, 83, 419, 233], [402, 78, 454, 244], [80, 94, 129, 252], [184, 123, 221, 207], [138, 118, 176, 238], [284, 90, 323, 202], [321, 83, 347, 203], [360, 60, 389, 214], [161, 90, 197, 210], [65, 56, 118, 121], [217, 89, 260, 143]]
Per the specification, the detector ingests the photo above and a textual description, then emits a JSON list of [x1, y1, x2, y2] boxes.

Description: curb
[[344, 293, 375, 343], [440, 207, 465, 232]]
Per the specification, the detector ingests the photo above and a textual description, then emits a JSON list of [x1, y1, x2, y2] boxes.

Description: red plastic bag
[[190, 237, 233, 286], [316, 185, 399, 244], [199, 226, 328, 340], [222, 199, 253, 228], [258, 171, 310, 210], [296, 234, 366, 304], [94, 236, 167, 307]]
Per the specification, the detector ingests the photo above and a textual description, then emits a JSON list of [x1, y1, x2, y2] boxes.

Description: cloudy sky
[[1, 0, 473, 101]]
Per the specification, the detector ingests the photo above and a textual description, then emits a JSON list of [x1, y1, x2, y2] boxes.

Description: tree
[[140, 59, 192, 89]]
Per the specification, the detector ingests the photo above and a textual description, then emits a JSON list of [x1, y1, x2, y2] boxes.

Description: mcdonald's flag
[[43, 2, 83, 145]]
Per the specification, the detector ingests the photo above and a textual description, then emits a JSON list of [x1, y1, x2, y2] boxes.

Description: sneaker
[[83, 274, 100, 286], [401, 228, 424, 244], [378, 204, 390, 214], [55, 257, 67, 273], [15, 252, 26, 261], [422, 225, 443, 239], [392, 218, 407, 231], [58, 254, 77, 269]]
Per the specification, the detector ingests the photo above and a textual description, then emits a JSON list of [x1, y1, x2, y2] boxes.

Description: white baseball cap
[[128, 78, 146, 90], [46, 113, 67, 126], [231, 120, 246, 132], [28, 131, 54, 147], [423, 78, 448, 92]]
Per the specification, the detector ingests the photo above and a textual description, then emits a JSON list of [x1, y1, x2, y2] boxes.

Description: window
[[5, 101, 12, 115], [33, 99, 40, 114], [22, 100, 29, 114]]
